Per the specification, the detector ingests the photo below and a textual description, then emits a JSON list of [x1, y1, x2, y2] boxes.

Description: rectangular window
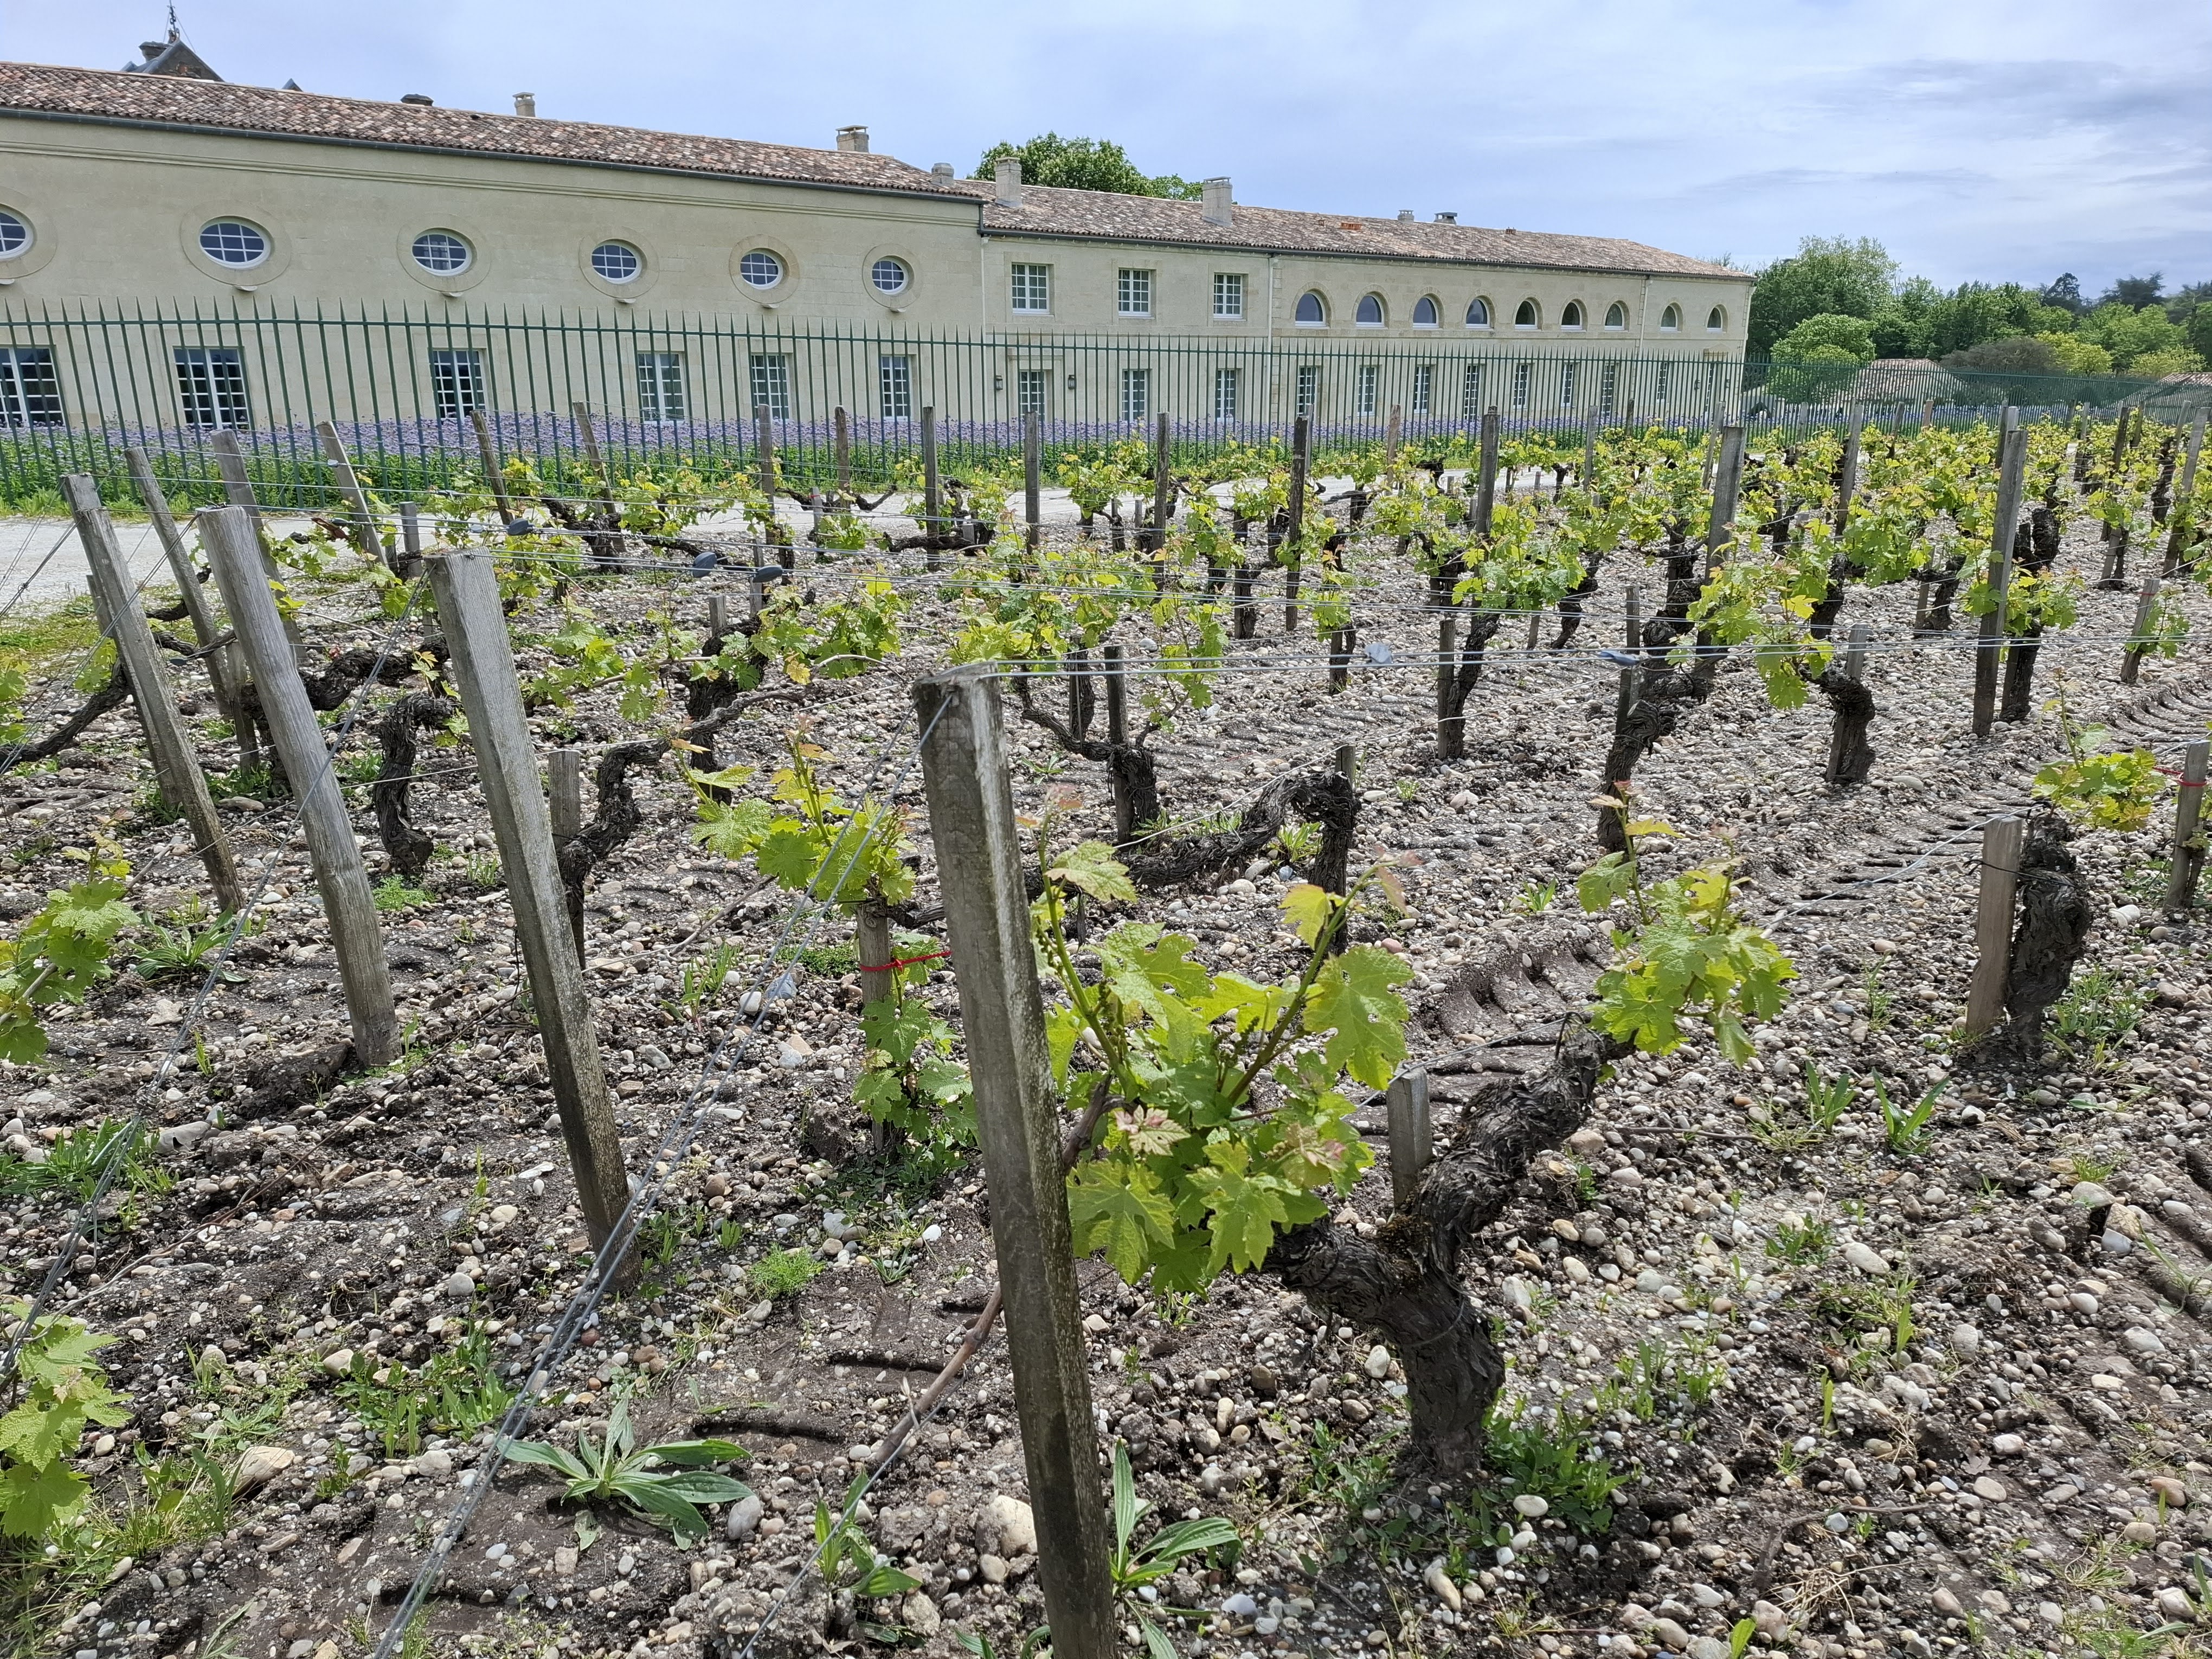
[[1212, 272, 1245, 320], [636, 351, 686, 423], [1511, 361, 1532, 409], [748, 353, 792, 421], [1117, 268, 1153, 318], [1599, 361, 1619, 417], [1296, 364, 1320, 417], [1120, 366, 1150, 424], [1355, 363, 1379, 417], [1010, 263, 1050, 314], [1655, 361, 1673, 406], [0, 348, 62, 428], [174, 346, 250, 429], [1016, 368, 1047, 417], [1213, 366, 1239, 422], [1411, 363, 1433, 417], [427, 348, 486, 420], [1561, 362, 1578, 410], [1461, 362, 1484, 420], [878, 354, 913, 421]]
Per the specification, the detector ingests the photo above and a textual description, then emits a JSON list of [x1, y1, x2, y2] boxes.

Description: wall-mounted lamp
[[1065, 373, 1077, 390]]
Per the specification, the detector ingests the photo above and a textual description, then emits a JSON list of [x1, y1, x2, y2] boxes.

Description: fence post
[[921, 405, 943, 574], [2121, 572, 2162, 686], [549, 746, 586, 962], [427, 550, 636, 1264], [911, 667, 1117, 1659], [123, 445, 255, 764], [1835, 418, 1862, 531], [1972, 413, 2028, 737], [2165, 412, 2206, 575], [1963, 814, 2027, 1038], [2166, 741, 2209, 911], [1387, 1069, 1431, 1210], [1435, 612, 1461, 760], [468, 407, 520, 525], [1473, 407, 1500, 538], [1025, 411, 1043, 554], [209, 429, 308, 662], [63, 477, 243, 915], [313, 420, 389, 569], [1705, 424, 1745, 570], [1282, 414, 1310, 634], [1823, 622, 1872, 789], [200, 505, 399, 1065], [1102, 643, 1133, 845]]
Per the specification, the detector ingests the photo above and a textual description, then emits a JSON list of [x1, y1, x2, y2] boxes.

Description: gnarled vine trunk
[[1998, 506, 2060, 724], [370, 692, 457, 876], [1814, 670, 1876, 788]]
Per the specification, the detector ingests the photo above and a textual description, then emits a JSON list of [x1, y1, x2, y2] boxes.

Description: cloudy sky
[[11, 0, 2208, 295]]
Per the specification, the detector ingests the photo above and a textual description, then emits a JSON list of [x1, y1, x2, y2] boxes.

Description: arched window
[[1514, 299, 1539, 329], [410, 230, 471, 274], [199, 220, 269, 267], [1355, 293, 1385, 326], [1604, 301, 1628, 330], [1561, 300, 1585, 331], [738, 249, 784, 288], [1465, 297, 1491, 328], [0, 210, 29, 258], [591, 241, 642, 282], [1412, 295, 1438, 328], [1294, 291, 1327, 325], [1659, 304, 1681, 332], [1706, 305, 1726, 333]]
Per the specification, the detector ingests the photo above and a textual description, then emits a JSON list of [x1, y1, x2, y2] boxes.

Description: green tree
[[1943, 336, 2062, 375], [1773, 313, 1877, 361], [1748, 236, 1896, 356], [1767, 314, 1876, 401], [2077, 303, 2201, 372], [974, 133, 1199, 200]]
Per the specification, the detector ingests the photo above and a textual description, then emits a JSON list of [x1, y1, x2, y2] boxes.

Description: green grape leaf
[[1280, 883, 1336, 948], [1305, 946, 1412, 1089], [0, 1456, 86, 1540], [1067, 1160, 1177, 1283], [1047, 840, 1139, 904]]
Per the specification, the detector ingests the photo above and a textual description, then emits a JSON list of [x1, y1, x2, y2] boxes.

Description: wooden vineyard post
[[833, 406, 854, 498], [1335, 743, 1357, 786], [2165, 413, 2206, 575], [1435, 612, 1462, 760], [912, 668, 1117, 1659], [1963, 814, 2027, 1039], [1282, 415, 1310, 634], [549, 747, 587, 962], [63, 477, 244, 915], [1149, 409, 1173, 564], [1705, 424, 1746, 570], [1823, 622, 1872, 789], [2166, 741, 2209, 911], [1581, 419, 1596, 494], [1920, 398, 1934, 432], [1615, 583, 1642, 733], [1025, 412, 1043, 554], [1102, 643, 1133, 845], [398, 503, 423, 574], [200, 506, 399, 1065], [123, 445, 255, 764], [313, 420, 389, 568], [569, 401, 625, 561], [1835, 419, 1863, 531], [428, 549, 635, 1264], [1386, 1069, 1431, 1210], [2120, 572, 2163, 686], [1328, 625, 1353, 694], [468, 407, 520, 525], [921, 406, 943, 574], [1384, 403, 1403, 463], [1473, 407, 1500, 538], [1065, 647, 1094, 742], [209, 429, 308, 661], [1972, 411, 2028, 737]]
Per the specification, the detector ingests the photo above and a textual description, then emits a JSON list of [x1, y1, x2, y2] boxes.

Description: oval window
[[1294, 291, 1326, 325], [591, 241, 642, 282], [1412, 296, 1438, 328], [871, 256, 910, 294], [1660, 304, 1681, 332], [0, 209, 30, 258], [738, 249, 783, 288], [1561, 301, 1585, 330], [1355, 293, 1385, 325], [1465, 297, 1491, 328], [1514, 299, 1539, 328], [200, 220, 269, 267], [1604, 301, 1628, 330], [1707, 306, 1726, 332], [411, 230, 471, 274]]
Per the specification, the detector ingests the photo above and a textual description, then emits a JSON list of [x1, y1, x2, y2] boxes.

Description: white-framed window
[[1461, 362, 1484, 419], [878, 354, 913, 421], [198, 220, 268, 267], [1117, 268, 1153, 318], [1355, 363, 1379, 416], [1016, 368, 1047, 417], [1411, 363, 1433, 416], [1296, 363, 1320, 416], [0, 209, 29, 258], [1655, 361, 1673, 403], [591, 241, 642, 282], [1120, 366, 1150, 423], [1561, 362, 1578, 409], [1356, 294, 1385, 326], [1707, 305, 1727, 333], [749, 353, 792, 421], [1465, 297, 1491, 329], [1604, 301, 1628, 330], [636, 351, 686, 423], [174, 346, 249, 428], [1412, 296, 1439, 328], [1294, 291, 1326, 326], [410, 230, 471, 274], [1561, 301, 1585, 331], [1011, 263, 1050, 314], [738, 249, 783, 288], [1600, 361, 1619, 416], [871, 256, 910, 295], [0, 348, 61, 427], [1212, 272, 1245, 319], [429, 348, 486, 420], [1659, 304, 1681, 332], [1514, 299, 1539, 329], [1213, 366, 1239, 422], [1511, 361, 1532, 408]]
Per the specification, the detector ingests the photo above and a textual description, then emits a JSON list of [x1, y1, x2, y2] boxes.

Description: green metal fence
[[0, 300, 2204, 510]]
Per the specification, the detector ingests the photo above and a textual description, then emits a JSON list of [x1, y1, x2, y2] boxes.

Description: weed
[[747, 1248, 824, 1300], [674, 944, 743, 1017], [789, 940, 859, 977], [1109, 1440, 1238, 1653], [0, 1118, 171, 1204], [1860, 962, 1893, 1031], [503, 1400, 749, 1545], [207, 763, 278, 803], [339, 1326, 516, 1458], [1750, 1062, 1854, 1150], [1870, 1077, 1941, 1155], [717, 1219, 744, 1252], [1271, 819, 1322, 867], [372, 875, 436, 912], [133, 912, 250, 981], [1486, 1398, 1623, 1534], [1767, 1217, 1835, 1265], [1513, 879, 1559, 915], [2053, 969, 2150, 1060], [1394, 778, 1420, 803], [132, 784, 187, 827], [812, 1478, 921, 1637], [462, 852, 504, 890]]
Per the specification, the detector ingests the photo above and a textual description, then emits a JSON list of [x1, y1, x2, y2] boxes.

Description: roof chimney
[[1435, 211, 1458, 223], [513, 92, 537, 117], [835, 125, 870, 153], [1397, 209, 1414, 221], [931, 162, 955, 178], [400, 92, 434, 106], [994, 158, 1024, 207], [1201, 176, 1233, 228]]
